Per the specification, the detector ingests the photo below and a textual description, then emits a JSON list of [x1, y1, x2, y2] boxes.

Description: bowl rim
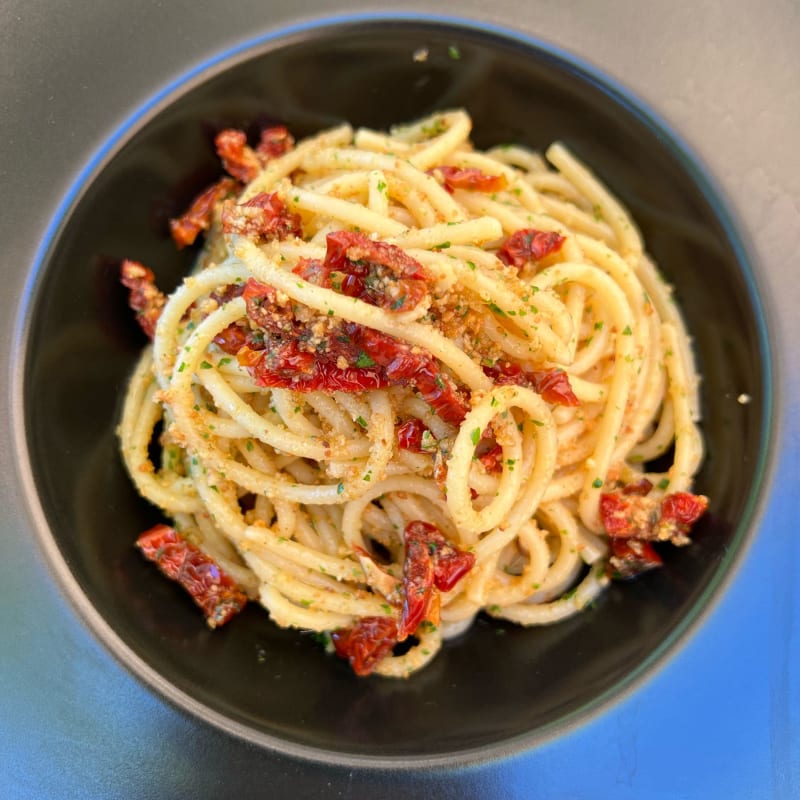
[[9, 11, 778, 770]]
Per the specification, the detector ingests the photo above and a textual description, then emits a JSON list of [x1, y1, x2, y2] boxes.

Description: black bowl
[[18, 17, 771, 766]]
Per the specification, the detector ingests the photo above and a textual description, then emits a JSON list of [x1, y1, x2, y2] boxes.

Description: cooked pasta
[[118, 109, 707, 678]]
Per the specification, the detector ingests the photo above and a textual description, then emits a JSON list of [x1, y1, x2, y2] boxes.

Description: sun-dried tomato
[[221, 192, 302, 241], [600, 492, 643, 537], [215, 128, 262, 183], [404, 520, 475, 594], [240, 344, 389, 392], [228, 281, 466, 417], [398, 526, 436, 641], [600, 485, 708, 547], [241, 278, 296, 335], [256, 125, 295, 159], [484, 360, 579, 407], [331, 616, 399, 676], [428, 165, 508, 194], [210, 282, 246, 306], [321, 231, 430, 312], [530, 369, 579, 406], [291, 257, 326, 285], [497, 228, 565, 269], [325, 231, 427, 281], [120, 259, 166, 339], [659, 492, 709, 540], [213, 323, 261, 355], [607, 537, 663, 580], [622, 478, 654, 496], [397, 419, 432, 453], [352, 326, 470, 424], [394, 358, 469, 425], [477, 442, 504, 474], [136, 524, 248, 627], [169, 177, 239, 249]]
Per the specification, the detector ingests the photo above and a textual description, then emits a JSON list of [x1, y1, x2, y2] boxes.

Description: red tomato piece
[[213, 324, 258, 355], [325, 231, 427, 280], [256, 125, 295, 159], [483, 359, 525, 384], [348, 326, 469, 425], [600, 485, 708, 547], [322, 231, 430, 312], [658, 492, 709, 543], [395, 358, 470, 426], [398, 528, 436, 641], [607, 537, 663, 580], [221, 192, 302, 240], [428, 165, 508, 194], [241, 277, 296, 335], [169, 177, 239, 249], [622, 478, 654, 496], [478, 442, 504, 474], [397, 419, 432, 452], [599, 492, 643, 537], [215, 128, 262, 183], [228, 290, 467, 414], [292, 257, 327, 284], [331, 616, 399, 676], [404, 521, 476, 594], [239, 345, 389, 392], [120, 259, 166, 340], [210, 282, 246, 306], [136, 524, 248, 627], [497, 228, 565, 269], [484, 361, 579, 407], [530, 369, 580, 406], [661, 492, 709, 526]]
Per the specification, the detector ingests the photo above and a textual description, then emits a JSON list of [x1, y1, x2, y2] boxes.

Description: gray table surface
[[1, 1, 798, 798]]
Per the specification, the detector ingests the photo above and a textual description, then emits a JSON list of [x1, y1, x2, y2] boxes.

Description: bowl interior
[[22, 19, 768, 762]]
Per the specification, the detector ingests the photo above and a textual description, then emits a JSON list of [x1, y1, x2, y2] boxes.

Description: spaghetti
[[118, 110, 708, 678]]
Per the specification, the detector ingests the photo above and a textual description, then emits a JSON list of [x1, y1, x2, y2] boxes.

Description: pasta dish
[[118, 110, 707, 677]]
